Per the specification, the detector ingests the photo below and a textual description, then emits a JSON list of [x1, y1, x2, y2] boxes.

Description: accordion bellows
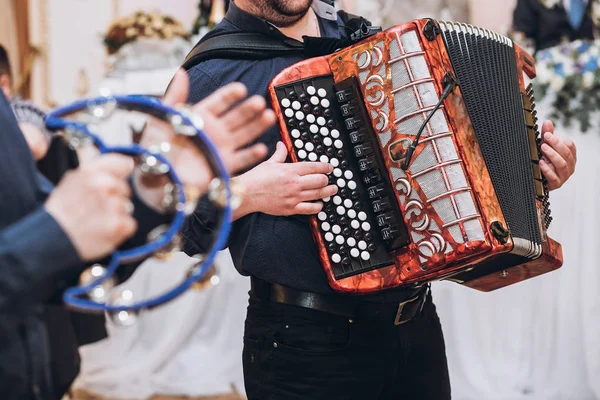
[[268, 19, 563, 294]]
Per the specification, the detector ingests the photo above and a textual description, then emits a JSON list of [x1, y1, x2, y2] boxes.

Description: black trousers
[[242, 288, 451, 400]]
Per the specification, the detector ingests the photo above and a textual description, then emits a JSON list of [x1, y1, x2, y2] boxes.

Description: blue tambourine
[[45, 94, 232, 326]]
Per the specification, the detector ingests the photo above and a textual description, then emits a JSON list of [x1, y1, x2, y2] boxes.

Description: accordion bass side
[[267, 19, 563, 294]]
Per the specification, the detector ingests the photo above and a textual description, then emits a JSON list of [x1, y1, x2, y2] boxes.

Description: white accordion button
[[321, 222, 331, 231], [323, 137, 333, 147], [347, 237, 357, 247], [298, 150, 307, 159], [311, 96, 320, 105], [361, 251, 371, 261], [320, 127, 329, 136], [310, 125, 319, 134], [334, 140, 343, 149], [292, 101, 301, 110], [344, 199, 353, 208], [331, 129, 340, 139], [348, 180, 357, 190], [344, 171, 354, 180], [332, 224, 341, 234], [294, 139, 303, 149], [350, 248, 360, 258], [358, 240, 367, 250], [362, 222, 371, 231], [358, 212, 367, 221], [308, 152, 318, 161], [321, 99, 330, 108], [295, 111, 305, 120], [332, 253, 342, 263], [335, 235, 345, 245], [318, 88, 327, 97], [305, 142, 315, 152], [285, 109, 294, 118], [281, 98, 291, 108], [347, 209, 357, 219], [325, 232, 334, 242], [307, 86, 316, 95], [333, 196, 342, 205], [291, 129, 300, 138], [330, 158, 340, 167], [337, 179, 346, 188], [320, 155, 329, 163], [307, 114, 316, 124], [333, 168, 342, 178], [317, 117, 326, 126], [351, 220, 360, 229], [318, 212, 327, 221], [336, 206, 345, 215]]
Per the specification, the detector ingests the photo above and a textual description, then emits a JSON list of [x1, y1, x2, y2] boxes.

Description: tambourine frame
[[45, 95, 232, 313]]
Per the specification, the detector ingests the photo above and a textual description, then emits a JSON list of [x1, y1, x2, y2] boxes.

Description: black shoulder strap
[[181, 33, 305, 70], [181, 11, 381, 71]]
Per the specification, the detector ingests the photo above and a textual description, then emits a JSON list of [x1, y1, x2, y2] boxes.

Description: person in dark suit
[[0, 69, 274, 400], [513, 0, 596, 52]]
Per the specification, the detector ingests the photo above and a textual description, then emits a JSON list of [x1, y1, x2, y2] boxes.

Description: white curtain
[[432, 102, 600, 400]]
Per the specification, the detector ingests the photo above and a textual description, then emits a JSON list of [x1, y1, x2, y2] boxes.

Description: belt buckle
[[393, 294, 420, 326]]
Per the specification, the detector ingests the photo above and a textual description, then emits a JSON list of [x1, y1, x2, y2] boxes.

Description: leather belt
[[250, 278, 429, 325]]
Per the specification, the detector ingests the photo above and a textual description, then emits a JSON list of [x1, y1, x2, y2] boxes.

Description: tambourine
[[45, 94, 234, 326]]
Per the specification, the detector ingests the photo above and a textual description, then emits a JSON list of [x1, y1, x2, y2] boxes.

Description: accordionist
[[181, 1, 577, 399]]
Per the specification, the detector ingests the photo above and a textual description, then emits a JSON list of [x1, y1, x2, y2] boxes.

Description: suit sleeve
[[513, 0, 539, 40], [0, 207, 83, 311]]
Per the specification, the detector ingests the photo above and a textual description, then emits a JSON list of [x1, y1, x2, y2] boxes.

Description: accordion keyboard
[[274, 75, 410, 279]]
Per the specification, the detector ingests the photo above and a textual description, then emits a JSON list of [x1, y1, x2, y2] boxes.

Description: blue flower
[[554, 62, 565, 77], [577, 41, 592, 54], [582, 57, 599, 73]]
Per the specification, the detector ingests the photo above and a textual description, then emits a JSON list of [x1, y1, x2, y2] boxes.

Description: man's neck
[[278, 8, 320, 42], [235, 1, 320, 42]]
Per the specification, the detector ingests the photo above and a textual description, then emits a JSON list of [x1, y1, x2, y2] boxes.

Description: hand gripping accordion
[[45, 94, 233, 325]]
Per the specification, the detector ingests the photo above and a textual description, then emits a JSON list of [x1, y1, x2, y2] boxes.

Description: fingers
[[92, 154, 135, 179], [267, 141, 288, 163], [293, 201, 324, 215], [298, 173, 329, 190], [227, 143, 269, 174], [541, 136, 574, 188], [299, 185, 339, 202], [164, 69, 190, 106], [539, 159, 561, 190], [194, 82, 248, 117], [231, 109, 276, 148], [295, 161, 334, 176], [222, 95, 268, 132], [541, 120, 554, 136], [542, 131, 576, 168]]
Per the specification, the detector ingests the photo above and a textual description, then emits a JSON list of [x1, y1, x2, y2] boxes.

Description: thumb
[[163, 68, 190, 106], [267, 141, 288, 163]]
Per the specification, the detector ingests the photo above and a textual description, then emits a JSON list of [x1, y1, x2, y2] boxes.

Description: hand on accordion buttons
[[539, 120, 577, 190], [137, 69, 274, 209], [233, 141, 338, 218], [45, 154, 138, 262]]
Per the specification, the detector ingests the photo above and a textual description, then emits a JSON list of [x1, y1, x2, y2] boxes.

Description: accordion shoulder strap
[[181, 12, 380, 71]]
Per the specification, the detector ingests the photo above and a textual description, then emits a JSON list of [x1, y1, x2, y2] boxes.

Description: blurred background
[[0, 0, 598, 399]]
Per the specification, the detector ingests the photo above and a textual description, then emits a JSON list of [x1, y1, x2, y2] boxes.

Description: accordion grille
[[439, 23, 542, 251]]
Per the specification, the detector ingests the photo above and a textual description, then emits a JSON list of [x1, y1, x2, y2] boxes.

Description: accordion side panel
[[458, 237, 562, 291]]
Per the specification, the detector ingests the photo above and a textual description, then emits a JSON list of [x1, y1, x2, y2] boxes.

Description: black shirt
[[513, 0, 596, 51], [182, 1, 417, 301]]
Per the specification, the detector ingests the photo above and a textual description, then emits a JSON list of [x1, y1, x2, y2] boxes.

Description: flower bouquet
[[535, 39, 600, 132]]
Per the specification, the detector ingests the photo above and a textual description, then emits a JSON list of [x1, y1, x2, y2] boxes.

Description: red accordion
[[268, 19, 563, 294]]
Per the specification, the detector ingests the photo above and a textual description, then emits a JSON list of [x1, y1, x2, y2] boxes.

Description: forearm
[[0, 208, 83, 310], [231, 175, 260, 221]]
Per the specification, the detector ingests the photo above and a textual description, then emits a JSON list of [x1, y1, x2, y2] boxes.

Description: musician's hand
[[45, 154, 137, 262], [233, 141, 338, 219], [19, 122, 50, 161], [539, 120, 577, 190], [136, 69, 273, 211]]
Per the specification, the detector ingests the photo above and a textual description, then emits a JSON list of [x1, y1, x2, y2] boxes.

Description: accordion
[[268, 19, 563, 294]]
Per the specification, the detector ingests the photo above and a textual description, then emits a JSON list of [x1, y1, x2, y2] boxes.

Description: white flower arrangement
[[535, 39, 600, 132], [540, 0, 562, 8]]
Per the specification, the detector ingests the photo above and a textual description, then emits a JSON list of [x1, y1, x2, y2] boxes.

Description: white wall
[[29, 0, 198, 108]]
